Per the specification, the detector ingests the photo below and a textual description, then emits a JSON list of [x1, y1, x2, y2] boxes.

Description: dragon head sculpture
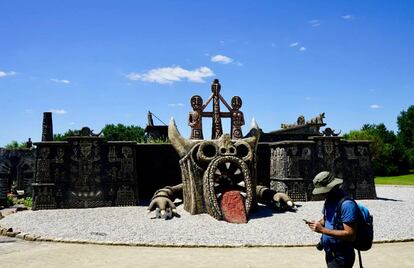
[[169, 118, 259, 221]]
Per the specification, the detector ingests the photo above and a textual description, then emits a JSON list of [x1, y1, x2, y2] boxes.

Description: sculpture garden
[[1, 2, 414, 267]]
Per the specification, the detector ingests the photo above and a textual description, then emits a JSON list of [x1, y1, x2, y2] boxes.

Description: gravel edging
[[1, 227, 414, 248], [1, 186, 414, 248]]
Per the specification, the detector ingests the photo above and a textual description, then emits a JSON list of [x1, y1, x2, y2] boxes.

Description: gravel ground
[[1, 186, 413, 247]]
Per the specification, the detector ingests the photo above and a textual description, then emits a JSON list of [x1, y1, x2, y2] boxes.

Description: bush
[[6, 194, 15, 207], [23, 197, 33, 208], [4, 140, 27, 149]]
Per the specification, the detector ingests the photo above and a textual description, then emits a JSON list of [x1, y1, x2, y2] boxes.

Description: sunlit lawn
[[375, 172, 414, 185]]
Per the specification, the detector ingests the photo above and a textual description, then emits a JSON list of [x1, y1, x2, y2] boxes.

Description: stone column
[[42, 112, 53, 141]]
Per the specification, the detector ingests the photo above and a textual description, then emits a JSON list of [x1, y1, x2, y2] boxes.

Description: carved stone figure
[[36, 147, 51, 182], [230, 96, 245, 139], [297, 115, 305, 125], [307, 112, 325, 124], [109, 146, 134, 181], [188, 95, 204, 139], [148, 118, 295, 223], [322, 128, 341, 137], [69, 140, 103, 205]]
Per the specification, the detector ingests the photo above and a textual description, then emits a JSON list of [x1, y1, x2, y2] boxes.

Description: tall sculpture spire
[[41, 112, 53, 141], [211, 79, 223, 139]]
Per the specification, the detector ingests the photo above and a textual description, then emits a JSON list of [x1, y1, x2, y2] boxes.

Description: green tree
[[53, 129, 80, 141], [397, 105, 414, 168], [101, 124, 145, 142], [4, 140, 27, 149], [344, 124, 409, 175]]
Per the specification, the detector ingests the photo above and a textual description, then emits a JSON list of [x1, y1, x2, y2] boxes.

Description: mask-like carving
[[169, 118, 258, 220]]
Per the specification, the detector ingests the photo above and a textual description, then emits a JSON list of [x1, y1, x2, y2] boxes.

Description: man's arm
[[308, 221, 357, 242]]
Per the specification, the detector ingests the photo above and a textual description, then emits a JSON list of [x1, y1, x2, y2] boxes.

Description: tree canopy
[[101, 124, 145, 142], [397, 105, 414, 167], [344, 107, 414, 176], [4, 140, 27, 149]]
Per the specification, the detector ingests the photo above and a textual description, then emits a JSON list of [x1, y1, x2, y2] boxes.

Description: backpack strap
[[333, 196, 352, 228], [335, 197, 364, 268]]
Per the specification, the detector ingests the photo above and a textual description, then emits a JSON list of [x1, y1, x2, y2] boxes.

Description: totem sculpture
[[148, 118, 295, 223], [230, 96, 245, 139], [188, 79, 245, 140], [188, 95, 204, 139]]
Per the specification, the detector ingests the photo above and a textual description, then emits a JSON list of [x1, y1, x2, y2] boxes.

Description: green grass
[[375, 173, 414, 185]]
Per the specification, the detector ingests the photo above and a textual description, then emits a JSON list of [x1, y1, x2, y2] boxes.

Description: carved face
[[169, 119, 258, 222], [40, 147, 50, 159], [231, 96, 242, 110], [80, 143, 92, 158], [190, 95, 203, 110], [122, 146, 132, 157]]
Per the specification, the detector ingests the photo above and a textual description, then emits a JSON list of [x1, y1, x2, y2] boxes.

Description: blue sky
[[1, 1, 413, 146]]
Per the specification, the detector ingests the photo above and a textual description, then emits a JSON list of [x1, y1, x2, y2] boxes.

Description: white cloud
[[309, 19, 320, 27], [50, 78, 70, 84], [290, 42, 307, 52], [211, 55, 234, 64], [0, 70, 16, 78], [126, 66, 215, 84], [48, 109, 68, 114], [168, 103, 184, 107], [305, 96, 312, 101], [370, 104, 382, 109], [342, 14, 354, 20], [125, 73, 141, 81]]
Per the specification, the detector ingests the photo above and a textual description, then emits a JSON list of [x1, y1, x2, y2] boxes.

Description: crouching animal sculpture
[[148, 118, 295, 223]]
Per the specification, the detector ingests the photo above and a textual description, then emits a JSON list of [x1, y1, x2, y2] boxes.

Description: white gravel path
[[1, 186, 413, 247]]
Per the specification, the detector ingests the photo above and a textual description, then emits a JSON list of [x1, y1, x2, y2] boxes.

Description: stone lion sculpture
[[147, 118, 295, 223]]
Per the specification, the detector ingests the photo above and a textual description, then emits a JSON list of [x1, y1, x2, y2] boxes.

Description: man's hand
[[307, 220, 325, 233]]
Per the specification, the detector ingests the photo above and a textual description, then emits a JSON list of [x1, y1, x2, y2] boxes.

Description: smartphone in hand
[[303, 219, 311, 224]]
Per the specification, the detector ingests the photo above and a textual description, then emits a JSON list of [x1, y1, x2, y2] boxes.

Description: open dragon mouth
[[203, 156, 253, 223]]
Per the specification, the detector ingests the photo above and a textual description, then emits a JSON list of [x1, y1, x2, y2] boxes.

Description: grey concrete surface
[[1, 236, 414, 268]]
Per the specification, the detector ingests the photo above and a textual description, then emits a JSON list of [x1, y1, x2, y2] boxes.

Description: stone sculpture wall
[[268, 137, 376, 201], [32, 136, 181, 209], [0, 148, 35, 206], [32, 134, 140, 209]]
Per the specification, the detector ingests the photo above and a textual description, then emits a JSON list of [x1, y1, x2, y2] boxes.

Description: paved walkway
[[1, 236, 413, 268]]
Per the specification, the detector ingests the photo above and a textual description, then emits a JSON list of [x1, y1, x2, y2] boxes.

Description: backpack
[[334, 197, 374, 251]]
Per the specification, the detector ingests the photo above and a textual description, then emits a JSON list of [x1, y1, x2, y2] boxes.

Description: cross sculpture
[[188, 79, 245, 140]]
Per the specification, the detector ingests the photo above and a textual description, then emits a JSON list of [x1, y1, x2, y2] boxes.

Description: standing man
[[307, 171, 358, 268]]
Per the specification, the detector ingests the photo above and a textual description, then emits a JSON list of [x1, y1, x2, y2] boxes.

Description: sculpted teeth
[[234, 168, 241, 175], [215, 169, 222, 175], [225, 162, 231, 170], [238, 181, 245, 187], [240, 192, 247, 198], [216, 193, 222, 199]]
